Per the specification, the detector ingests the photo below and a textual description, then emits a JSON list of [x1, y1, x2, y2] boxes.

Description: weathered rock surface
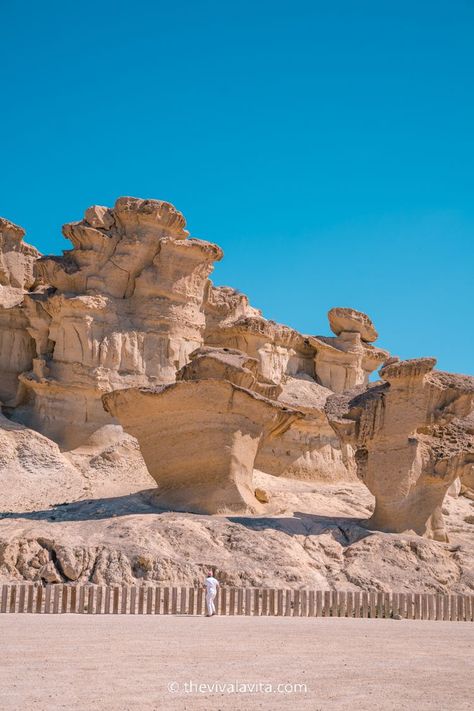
[[103, 376, 303, 514], [0, 219, 40, 404], [13, 198, 223, 449], [326, 358, 474, 541], [0, 195, 472, 592], [1, 473, 473, 592]]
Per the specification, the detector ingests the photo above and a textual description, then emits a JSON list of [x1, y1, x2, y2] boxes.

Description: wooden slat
[[147, 587, 153, 615], [450, 595, 457, 622], [245, 588, 251, 615], [27, 585, 34, 613], [237, 588, 244, 615], [96, 586, 103, 615], [62, 586, 69, 614], [9, 585, 17, 613], [353, 591, 361, 618], [45, 585, 53, 614], [269, 588, 275, 616], [170, 587, 177, 614], [70, 586, 77, 614], [346, 591, 353, 618], [36, 586, 43, 614], [285, 589, 292, 616], [323, 591, 331, 617], [376, 591, 384, 619], [301, 589, 308, 617], [154, 587, 161, 615], [53, 585, 60, 614], [391, 592, 399, 619], [316, 590, 323, 617], [1, 585, 9, 613], [18, 584, 26, 614], [194, 586, 201, 615], [421, 594, 428, 620], [103, 586, 110, 614], [465, 595, 472, 622], [277, 589, 284, 616], [220, 587, 226, 616], [112, 587, 119, 614], [428, 594, 435, 621], [229, 588, 235, 616], [130, 586, 137, 614], [414, 593, 421, 620], [138, 587, 145, 615], [78, 586, 86, 614], [361, 591, 368, 618], [178, 587, 186, 615], [253, 588, 261, 617], [120, 585, 129, 615], [87, 586, 95, 614]]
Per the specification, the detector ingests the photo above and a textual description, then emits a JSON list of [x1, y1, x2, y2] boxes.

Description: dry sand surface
[[0, 615, 472, 711]]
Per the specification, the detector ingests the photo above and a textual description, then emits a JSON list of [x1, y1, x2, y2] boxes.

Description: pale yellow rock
[[0, 219, 40, 404], [103, 379, 303, 514], [15, 198, 222, 449], [309, 307, 389, 394], [326, 358, 474, 541], [328, 306, 378, 342]]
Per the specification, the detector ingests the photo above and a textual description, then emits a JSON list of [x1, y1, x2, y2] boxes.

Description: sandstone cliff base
[[1, 448, 473, 593]]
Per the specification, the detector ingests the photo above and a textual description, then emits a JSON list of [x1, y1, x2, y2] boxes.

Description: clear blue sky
[[2, 1, 473, 375]]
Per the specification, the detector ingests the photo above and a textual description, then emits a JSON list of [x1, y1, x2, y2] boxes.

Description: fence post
[[316, 590, 323, 617], [277, 589, 284, 616], [154, 587, 161, 615], [229, 588, 235, 616], [353, 591, 361, 618], [253, 588, 263, 617], [130, 586, 137, 614], [9, 585, 17, 613], [96, 586, 104, 614]]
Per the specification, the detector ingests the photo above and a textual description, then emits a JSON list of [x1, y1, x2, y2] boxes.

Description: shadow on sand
[[1, 494, 374, 545]]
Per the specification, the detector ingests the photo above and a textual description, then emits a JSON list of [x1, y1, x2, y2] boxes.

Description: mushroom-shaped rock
[[310, 308, 388, 394], [328, 307, 378, 342], [103, 381, 303, 514], [325, 357, 474, 541]]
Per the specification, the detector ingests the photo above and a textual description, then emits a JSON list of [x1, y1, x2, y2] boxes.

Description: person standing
[[204, 571, 219, 616]]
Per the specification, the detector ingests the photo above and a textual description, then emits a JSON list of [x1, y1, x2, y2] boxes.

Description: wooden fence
[[0, 584, 472, 621]]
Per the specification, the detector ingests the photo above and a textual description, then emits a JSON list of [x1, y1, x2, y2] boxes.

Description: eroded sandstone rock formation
[[103, 347, 303, 513], [326, 358, 474, 541], [0, 219, 39, 405], [14, 198, 223, 448], [0, 195, 472, 540]]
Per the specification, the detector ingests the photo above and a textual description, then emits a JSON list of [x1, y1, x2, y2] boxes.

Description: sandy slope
[[1, 460, 473, 591]]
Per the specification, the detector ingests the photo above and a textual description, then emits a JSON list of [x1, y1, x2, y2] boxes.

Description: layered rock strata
[[103, 361, 303, 514], [14, 198, 223, 448], [326, 358, 474, 541], [0, 219, 40, 405]]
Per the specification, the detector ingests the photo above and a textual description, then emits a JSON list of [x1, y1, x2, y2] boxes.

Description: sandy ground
[[0, 616, 472, 711]]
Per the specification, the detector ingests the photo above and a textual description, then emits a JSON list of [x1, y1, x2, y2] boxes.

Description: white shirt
[[205, 576, 219, 594]]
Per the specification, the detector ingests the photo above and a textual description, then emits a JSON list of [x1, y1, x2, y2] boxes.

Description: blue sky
[[2, 1, 473, 374]]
